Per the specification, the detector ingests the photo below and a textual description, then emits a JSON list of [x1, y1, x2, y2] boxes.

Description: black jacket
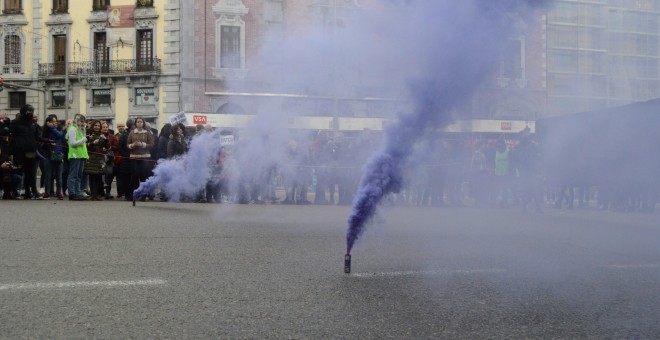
[[118, 129, 133, 174], [8, 117, 44, 156]]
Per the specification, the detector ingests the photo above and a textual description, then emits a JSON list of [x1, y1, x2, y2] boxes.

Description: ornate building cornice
[[136, 19, 157, 29], [47, 24, 71, 35], [1, 24, 24, 35]]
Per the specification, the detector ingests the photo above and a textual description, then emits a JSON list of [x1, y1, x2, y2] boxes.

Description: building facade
[[545, 0, 660, 116], [0, 0, 181, 128], [180, 0, 547, 132], [4, 1, 659, 129], [180, 0, 411, 131]]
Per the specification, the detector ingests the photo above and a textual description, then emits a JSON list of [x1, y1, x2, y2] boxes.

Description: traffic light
[[0, 77, 4, 92]]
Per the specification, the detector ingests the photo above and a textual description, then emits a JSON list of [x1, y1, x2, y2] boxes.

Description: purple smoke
[[346, 0, 552, 254], [133, 130, 224, 202]]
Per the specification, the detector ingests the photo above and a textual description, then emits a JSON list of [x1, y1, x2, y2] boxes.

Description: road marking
[[601, 264, 660, 270], [350, 268, 505, 278], [0, 279, 167, 291]]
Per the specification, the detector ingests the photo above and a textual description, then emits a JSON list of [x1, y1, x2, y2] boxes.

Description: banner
[[169, 111, 189, 126], [220, 135, 235, 146], [107, 5, 135, 45]]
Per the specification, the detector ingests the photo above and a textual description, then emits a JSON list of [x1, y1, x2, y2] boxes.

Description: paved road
[[1, 200, 659, 338]]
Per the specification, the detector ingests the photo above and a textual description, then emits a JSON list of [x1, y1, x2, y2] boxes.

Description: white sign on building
[[136, 87, 156, 106]]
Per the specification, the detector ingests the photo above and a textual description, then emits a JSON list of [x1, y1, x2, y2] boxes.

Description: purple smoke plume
[[346, 0, 552, 254], [133, 130, 224, 202]]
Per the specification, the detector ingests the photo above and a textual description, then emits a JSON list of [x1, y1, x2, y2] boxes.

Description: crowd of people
[[0, 105, 167, 202], [0, 105, 656, 212]]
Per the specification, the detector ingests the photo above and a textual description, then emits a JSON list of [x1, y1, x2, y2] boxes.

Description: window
[[3, 0, 22, 14], [547, 74, 579, 97], [548, 2, 578, 25], [135, 87, 155, 106], [94, 32, 109, 73], [93, 0, 110, 11], [53, 35, 67, 75], [212, 0, 247, 77], [136, 29, 154, 71], [548, 50, 577, 73], [499, 39, 523, 79], [92, 89, 112, 107], [52, 0, 68, 14], [636, 0, 658, 10], [51, 90, 66, 107], [579, 51, 604, 74], [221, 26, 241, 69], [577, 27, 604, 51], [9, 92, 26, 109], [3, 35, 21, 73], [547, 26, 578, 49], [136, 0, 153, 8]]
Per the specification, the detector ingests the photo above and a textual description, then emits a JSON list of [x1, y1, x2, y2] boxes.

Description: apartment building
[[0, 0, 181, 128]]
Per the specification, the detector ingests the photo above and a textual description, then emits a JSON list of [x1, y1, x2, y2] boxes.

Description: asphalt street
[[1, 199, 659, 338]]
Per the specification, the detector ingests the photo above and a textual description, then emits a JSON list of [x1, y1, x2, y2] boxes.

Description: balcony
[[38, 58, 162, 77], [2, 64, 22, 74]]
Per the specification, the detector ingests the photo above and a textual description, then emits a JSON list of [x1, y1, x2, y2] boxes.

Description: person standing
[[512, 131, 543, 213], [32, 112, 47, 195], [102, 121, 118, 199], [127, 117, 155, 200], [494, 138, 511, 208], [1, 112, 22, 199], [8, 105, 43, 199], [166, 123, 188, 158], [165, 123, 188, 201], [469, 141, 489, 208], [156, 123, 172, 160], [116, 120, 131, 199], [66, 114, 89, 200], [85, 120, 109, 201], [42, 115, 66, 199], [155, 123, 172, 201]]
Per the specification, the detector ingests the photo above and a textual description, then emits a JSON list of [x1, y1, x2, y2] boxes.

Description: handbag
[[50, 151, 64, 162]]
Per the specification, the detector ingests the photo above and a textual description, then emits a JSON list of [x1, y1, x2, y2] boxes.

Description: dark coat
[[85, 131, 110, 175], [8, 117, 38, 155], [167, 135, 188, 158], [157, 134, 170, 159], [118, 129, 132, 174]]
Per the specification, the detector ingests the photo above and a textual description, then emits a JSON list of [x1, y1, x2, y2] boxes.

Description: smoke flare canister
[[344, 254, 351, 274]]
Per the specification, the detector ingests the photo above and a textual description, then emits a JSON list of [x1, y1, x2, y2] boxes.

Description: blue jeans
[[67, 158, 85, 197], [44, 160, 63, 195]]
